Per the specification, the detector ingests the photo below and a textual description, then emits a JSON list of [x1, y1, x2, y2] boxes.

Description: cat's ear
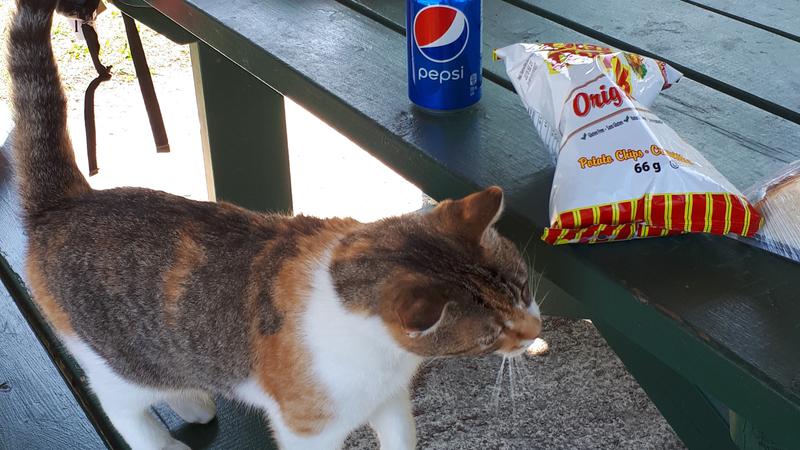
[[395, 284, 453, 338], [431, 186, 504, 243]]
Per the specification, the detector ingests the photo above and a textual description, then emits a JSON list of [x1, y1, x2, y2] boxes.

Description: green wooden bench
[[2, 0, 799, 448]]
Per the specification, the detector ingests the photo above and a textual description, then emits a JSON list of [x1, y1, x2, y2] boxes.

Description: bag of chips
[[494, 43, 762, 245]]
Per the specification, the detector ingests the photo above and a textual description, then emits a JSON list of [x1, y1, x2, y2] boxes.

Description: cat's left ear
[[431, 186, 504, 243]]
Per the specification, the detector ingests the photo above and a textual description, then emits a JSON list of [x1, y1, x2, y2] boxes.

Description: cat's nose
[[516, 314, 541, 341]]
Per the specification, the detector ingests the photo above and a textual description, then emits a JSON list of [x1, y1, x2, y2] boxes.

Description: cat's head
[[331, 187, 541, 358]]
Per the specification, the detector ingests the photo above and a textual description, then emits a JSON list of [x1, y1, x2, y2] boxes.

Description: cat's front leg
[[369, 391, 416, 450]]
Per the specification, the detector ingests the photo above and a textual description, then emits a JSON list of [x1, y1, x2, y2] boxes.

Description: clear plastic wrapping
[[740, 161, 800, 262]]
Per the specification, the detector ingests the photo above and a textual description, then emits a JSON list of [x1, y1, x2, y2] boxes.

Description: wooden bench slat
[[0, 127, 107, 449], [512, 0, 800, 124], [683, 0, 800, 41], [0, 283, 105, 450]]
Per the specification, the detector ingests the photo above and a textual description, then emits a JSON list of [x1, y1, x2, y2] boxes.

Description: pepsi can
[[407, 0, 482, 111]]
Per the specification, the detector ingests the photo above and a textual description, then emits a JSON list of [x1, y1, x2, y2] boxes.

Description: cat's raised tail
[[8, 0, 91, 214]]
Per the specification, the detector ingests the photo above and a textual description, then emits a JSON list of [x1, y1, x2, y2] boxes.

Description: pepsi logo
[[413, 5, 469, 63]]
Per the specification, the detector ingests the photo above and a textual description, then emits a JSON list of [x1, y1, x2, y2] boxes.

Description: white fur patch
[[62, 337, 189, 450], [235, 253, 423, 449]]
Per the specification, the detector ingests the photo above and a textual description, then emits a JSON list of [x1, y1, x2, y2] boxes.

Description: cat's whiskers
[[529, 267, 552, 309], [536, 290, 550, 309], [514, 233, 537, 280], [508, 356, 518, 418], [491, 355, 507, 409]]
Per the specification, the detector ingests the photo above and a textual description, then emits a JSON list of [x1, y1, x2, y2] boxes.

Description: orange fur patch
[[249, 218, 359, 435], [162, 230, 207, 326], [498, 312, 542, 353], [25, 249, 74, 335]]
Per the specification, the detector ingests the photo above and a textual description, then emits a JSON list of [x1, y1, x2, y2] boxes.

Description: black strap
[[122, 14, 170, 153], [81, 23, 111, 176], [79, 15, 170, 175]]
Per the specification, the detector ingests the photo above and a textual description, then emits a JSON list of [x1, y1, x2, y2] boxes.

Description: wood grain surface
[[515, 0, 800, 123]]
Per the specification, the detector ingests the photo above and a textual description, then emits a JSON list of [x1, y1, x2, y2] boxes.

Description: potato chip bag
[[494, 43, 762, 245]]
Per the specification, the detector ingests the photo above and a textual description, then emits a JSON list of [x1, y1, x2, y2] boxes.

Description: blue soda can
[[407, 0, 482, 111]]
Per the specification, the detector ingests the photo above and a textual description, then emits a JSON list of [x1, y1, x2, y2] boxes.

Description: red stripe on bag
[[649, 194, 666, 228], [634, 197, 646, 222], [578, 208, 594, 227], [558, 211, 575, 228], [598, 204, 614, 224], [745, 203, 763, 237], [709, 194, 727, 235], [618, 201, 633, 223], [671, 194, 687, 231], [729, 195, 746, 235], [690, 194, 707, 233]]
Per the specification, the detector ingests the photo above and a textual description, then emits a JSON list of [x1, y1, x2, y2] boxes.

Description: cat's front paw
[[168, 393, 217, 424]]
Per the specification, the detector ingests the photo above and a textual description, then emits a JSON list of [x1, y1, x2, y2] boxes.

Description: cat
[[7, 1, 542, 449]]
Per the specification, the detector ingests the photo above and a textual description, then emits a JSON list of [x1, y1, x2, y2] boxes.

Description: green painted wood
[[352, 0, 800, 198], [593, 320, 737, 450], [0, 279, 106, 450], [134, 0, 800, 447], [111, 0, 197, 45], [191, 41, 293, 214], [0, 117, 111, 449], [680, 0, 800, 42], [509, 0, 800, 124], [730, 410, 783, 450], [111, 0, 196, 44]]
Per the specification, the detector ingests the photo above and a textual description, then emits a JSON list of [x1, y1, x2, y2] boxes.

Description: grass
[[0, 3, 190, 102]]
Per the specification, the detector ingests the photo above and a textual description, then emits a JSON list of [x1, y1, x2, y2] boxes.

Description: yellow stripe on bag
[[631, 199, 638, 222], [742, 198, 751, 236], [644, 194, 652, 224], [610, 224, 621, 239], [723, 194, 732, 235], [592, 206, 600, 225], [573, 210, 580, 228], [704, 193, 713, 233], [612, 202, 619, 225], [557, 228, 570, 244], [685, 194, 692, 232], [665, 194, 672, 230]]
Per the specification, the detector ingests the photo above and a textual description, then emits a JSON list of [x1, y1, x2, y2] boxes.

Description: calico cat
[[7, 1, 542, 449]]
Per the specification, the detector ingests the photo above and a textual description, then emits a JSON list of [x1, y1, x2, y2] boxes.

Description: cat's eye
[[479, 326, 502, 347], [521, 279, 532, 306]]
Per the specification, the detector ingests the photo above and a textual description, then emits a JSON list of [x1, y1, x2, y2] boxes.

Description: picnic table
[[1, 0, 799, 449]]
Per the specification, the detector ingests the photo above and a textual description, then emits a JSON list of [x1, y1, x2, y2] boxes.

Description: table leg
[[190, 42, 292, 214], [593, 319, 738, 450], [730, 411, 782, 450]]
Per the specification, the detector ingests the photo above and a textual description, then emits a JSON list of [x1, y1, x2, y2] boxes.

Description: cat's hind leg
[[167, 390, 217, 424], [63, 337, 189, 450]]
